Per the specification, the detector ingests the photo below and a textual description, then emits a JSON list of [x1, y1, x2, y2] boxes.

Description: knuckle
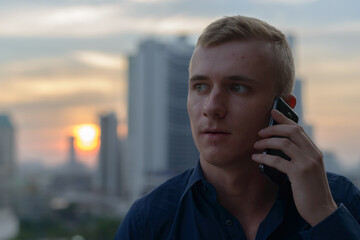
[[270, 155, 283, 166], [280, 138, 292, 148], [289, 125, 303, 136], [299, 158, 318, 174]]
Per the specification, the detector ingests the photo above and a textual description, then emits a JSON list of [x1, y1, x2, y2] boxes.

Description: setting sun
[[73, 124, 100, 151]]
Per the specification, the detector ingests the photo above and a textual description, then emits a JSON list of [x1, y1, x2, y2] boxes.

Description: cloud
[[0, 4, 121, 37], [0, 52, 127, 114], [73, 51, 128, 70], [0, 3, 212, 37], [321, 21, 360, 35], [0, 52, 125, 79], [293, 20, 360, 37]]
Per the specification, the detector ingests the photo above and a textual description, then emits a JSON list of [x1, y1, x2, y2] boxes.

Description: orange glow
[[73, 124, 100, 151]]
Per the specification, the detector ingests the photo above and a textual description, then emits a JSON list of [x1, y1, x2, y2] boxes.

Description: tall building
[[287, 35, 314, 139], [128, 37, 198, 199], [64, 136, 86, 171], [97, 113, 122, 197], [68, 136, 76, 166], [293, 79, 314, 140], [0, 115, 16, 207], [0, 115, 18, 239]]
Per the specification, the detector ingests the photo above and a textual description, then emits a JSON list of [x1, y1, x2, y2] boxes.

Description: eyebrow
[[189, 74, 208, 82], [225, 75, 259, 84], [189, 74, 259, 85]]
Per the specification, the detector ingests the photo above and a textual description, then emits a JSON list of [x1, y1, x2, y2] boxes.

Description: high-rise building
[[128, 37, 198, 199], [287, 35, 314, 139], [68, 136, 76, 166], [0, 115, 18, 239], [293, 79, 314, 140], [0, 115, 16, 207], [64, 136, 86, 171], [0, 115, 15, 178], [97, 113, 122, 197]]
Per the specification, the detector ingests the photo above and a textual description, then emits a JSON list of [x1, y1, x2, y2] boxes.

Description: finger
[[259, 120, 318, 157], [252, 153, 292, 174], [254, 137, 303, 161], [271, 109, 297, 125], [259, 110, 301, 138]]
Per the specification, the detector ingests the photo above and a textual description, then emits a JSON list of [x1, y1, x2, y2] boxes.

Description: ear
[[283, 94, 297, 109]]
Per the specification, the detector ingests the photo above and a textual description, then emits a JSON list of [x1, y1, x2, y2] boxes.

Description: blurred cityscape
[[1, 36, 360, 240]]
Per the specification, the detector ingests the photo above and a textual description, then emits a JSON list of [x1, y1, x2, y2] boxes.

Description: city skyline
[[0, 0, 359, 170]]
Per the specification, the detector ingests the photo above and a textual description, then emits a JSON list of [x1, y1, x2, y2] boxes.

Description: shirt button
[[225, 219, 233, 226]]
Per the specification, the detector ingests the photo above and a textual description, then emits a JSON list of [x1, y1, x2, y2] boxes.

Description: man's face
[[187, 40, 279, 168]]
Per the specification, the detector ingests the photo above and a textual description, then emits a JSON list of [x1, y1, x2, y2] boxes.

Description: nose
[[203, 88, 227, 119]]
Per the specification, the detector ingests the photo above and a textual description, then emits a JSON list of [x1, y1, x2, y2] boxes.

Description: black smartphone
[[260, 97, 299, 185]]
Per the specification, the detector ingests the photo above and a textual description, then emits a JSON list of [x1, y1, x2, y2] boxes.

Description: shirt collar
[[181, 160, 292, 207], [180, 160, 204, 199]]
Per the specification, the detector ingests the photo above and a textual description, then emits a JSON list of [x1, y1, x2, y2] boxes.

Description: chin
[[200, 150, 248, 168]]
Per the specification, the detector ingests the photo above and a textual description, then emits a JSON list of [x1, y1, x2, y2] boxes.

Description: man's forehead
[[190, 40, 275, 68], [189, 40, 278, 88]]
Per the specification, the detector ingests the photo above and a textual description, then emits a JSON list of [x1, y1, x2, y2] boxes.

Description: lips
[[204, 130, 230, 134], [201, 128, 231, 137], [201, 126, 229, 133]]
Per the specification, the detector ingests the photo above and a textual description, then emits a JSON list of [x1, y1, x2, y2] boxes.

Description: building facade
[[97, 113, 122, 197], [0, 115, 16, 207], [128, 37, 198, 199], [0, 115, 18, 239]]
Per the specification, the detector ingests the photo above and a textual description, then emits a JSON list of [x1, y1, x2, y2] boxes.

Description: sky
[[0, 0, 359, 170]]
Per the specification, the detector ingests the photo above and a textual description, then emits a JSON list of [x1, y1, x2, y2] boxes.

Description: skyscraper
[[293, 79, 314, 140], [287, 35, 314, 139], [0, 114, 18, 239], [128, 37, 198, 199], [63, 135, 87, 173], [0, 115, 16, 207], [97, 113, 122, 197], [68, 136, 76, 166]]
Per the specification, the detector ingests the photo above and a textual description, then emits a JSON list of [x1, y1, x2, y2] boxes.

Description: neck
[[200, 156, 277, 197], [200, 157, 279, 240]]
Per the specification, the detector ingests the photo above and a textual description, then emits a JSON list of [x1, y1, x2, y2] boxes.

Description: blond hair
[[195, 16, 295, 95]]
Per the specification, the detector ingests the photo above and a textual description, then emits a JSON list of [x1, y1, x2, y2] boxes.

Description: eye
[[194, 83, 208, 92], [232, 84, 248, 93]]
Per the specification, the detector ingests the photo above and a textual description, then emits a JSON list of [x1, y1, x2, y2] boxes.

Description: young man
[[114, 16, 360, 240]]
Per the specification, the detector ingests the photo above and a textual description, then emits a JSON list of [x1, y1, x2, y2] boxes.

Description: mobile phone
[[260, 97, 299, 185]]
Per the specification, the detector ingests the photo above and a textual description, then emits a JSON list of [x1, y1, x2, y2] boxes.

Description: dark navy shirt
[[114, 161, 360, 240]]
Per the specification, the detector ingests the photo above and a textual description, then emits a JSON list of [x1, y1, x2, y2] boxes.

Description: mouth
[[199, 128, 231, 143], [202, 129, 231, 135]]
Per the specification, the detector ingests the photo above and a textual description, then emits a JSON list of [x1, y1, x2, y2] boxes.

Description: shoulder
[[326, 172, 360, 220], [115, 168, 194, 239], [140, 168, 194, 208]]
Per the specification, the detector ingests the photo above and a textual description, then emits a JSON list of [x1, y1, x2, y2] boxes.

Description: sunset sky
[[0, 0, 359, 170]]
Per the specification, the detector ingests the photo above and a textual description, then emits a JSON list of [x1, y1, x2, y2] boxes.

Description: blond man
[[115, 16, 360, 240]]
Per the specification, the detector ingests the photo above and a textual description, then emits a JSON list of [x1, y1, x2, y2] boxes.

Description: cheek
[[187, 98, 202, 120], [246, 106, 271, 130], [233, 104, 270, 132]]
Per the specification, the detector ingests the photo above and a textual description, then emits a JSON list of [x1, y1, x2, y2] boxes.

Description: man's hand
[[252, 109, 338, 226]]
